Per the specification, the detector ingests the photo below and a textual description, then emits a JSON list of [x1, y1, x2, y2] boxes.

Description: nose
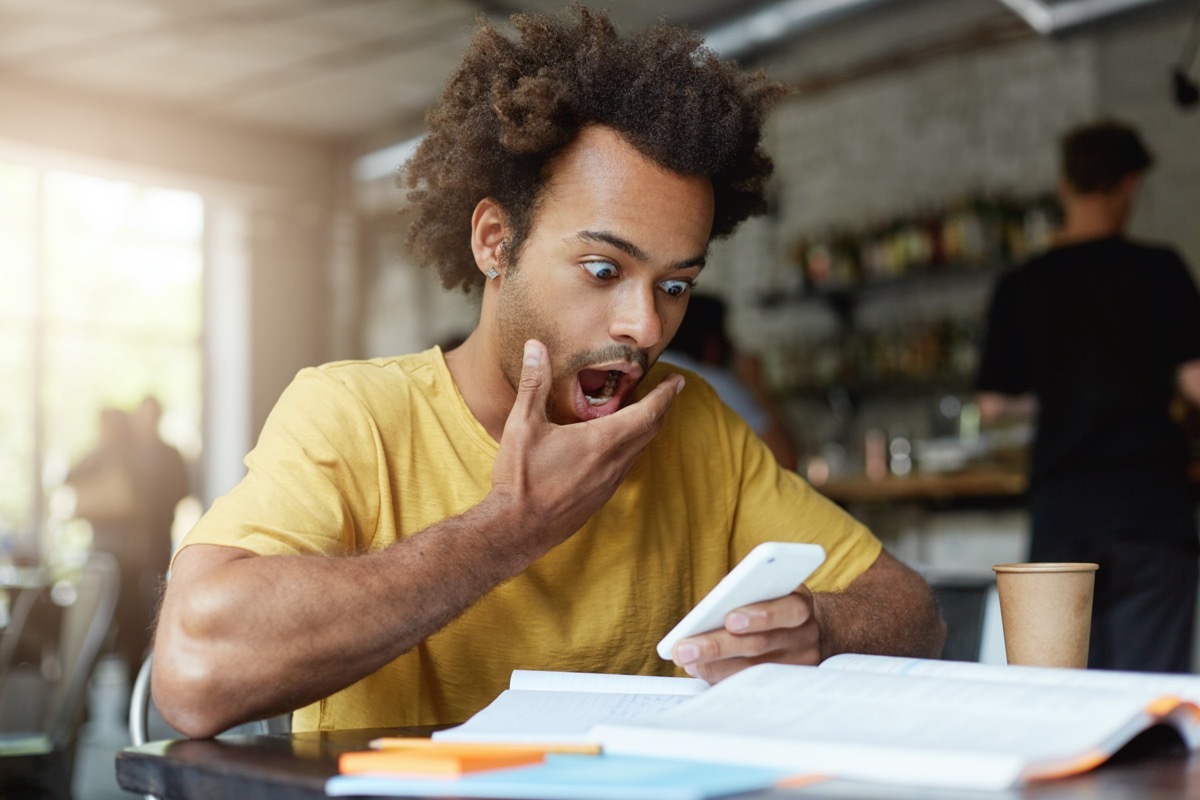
[[610, 284, 664, 349]]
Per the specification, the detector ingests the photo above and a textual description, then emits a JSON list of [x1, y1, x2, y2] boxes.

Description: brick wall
[[1094, 12, 1200, 265], [716, 1, 1199, 352]]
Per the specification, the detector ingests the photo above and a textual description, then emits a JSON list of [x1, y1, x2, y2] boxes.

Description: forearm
[[154, 492, 548, 737], [812, 551, 946, 661]]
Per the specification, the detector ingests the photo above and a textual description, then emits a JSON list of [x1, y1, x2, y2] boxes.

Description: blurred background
[[0, 0, 1198, 796]]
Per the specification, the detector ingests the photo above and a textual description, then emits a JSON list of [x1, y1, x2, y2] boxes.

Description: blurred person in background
[[662, 293, 798, 470], [67, 398, 189, 671], [130, 396, 190, 653], [975, 119, 1200, 672], [66, 407, 141, 668]]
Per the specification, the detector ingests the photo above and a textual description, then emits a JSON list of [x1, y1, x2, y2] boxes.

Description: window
[[0, 161, 204, 565]]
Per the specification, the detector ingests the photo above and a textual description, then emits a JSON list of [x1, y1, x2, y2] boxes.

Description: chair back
[[929, 574, 993, 662], [0, 567, 51, 676], [48, 551, 120, 748], [0, 552, 119, 800], [129, 651, 291, 746], [0, 574, 53, 732]]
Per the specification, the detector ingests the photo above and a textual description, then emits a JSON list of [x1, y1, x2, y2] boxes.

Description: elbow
[[151, 640, 244, 739], [151, 587, 256, 738], [149, 546, 270, 738]]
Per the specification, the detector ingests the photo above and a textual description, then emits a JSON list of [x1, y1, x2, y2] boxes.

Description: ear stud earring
[[485, 268, 500, 281]]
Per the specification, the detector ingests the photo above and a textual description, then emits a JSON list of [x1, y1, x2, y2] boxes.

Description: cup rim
[[992, 562, 1099, 573]]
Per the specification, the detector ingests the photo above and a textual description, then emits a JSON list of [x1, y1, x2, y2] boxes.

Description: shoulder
[[643, 359, 756, 451], [1118, 236, 1184, 260], [310, 349, 443, 393], [1117, 238, 1198, 288], [284, 350, 444, 410], [1055, 236, 1189, 273], [645, 358, 724, 413], [264, 349, 448, 438]]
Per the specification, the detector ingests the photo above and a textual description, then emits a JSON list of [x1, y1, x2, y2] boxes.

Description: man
[[67, 408, 141, 668], [153, 7, 944, 738], [129, 397, 190, 663], [976, 120, 1200, 672]]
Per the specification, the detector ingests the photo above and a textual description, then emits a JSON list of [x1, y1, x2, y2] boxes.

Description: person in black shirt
[[976, 120, 1200, 672]]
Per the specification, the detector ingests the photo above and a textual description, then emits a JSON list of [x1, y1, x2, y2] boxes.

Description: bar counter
[[816, 467, 1028, 505], [816, 458, 1200, 506]]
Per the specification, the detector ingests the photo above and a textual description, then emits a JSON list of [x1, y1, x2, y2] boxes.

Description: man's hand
[[489, 339, 683, 558], [669, 588, 820, 682], [669, 550, 945, 683]]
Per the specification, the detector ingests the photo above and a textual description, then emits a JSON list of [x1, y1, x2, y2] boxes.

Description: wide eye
[[582, 260, 618, 280], [660, 279, 693, 298]]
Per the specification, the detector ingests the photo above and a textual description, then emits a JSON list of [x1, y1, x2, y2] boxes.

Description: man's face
[[493, 126, 714, 425]]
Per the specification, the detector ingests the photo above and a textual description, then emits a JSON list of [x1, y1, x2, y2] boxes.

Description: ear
[[1117, 172, 1142, 196], [471, 198, 507, 280], [1055, 178, 1072, 203]]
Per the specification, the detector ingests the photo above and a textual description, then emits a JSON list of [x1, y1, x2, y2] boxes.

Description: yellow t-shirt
[[181, 347, 881, 730]]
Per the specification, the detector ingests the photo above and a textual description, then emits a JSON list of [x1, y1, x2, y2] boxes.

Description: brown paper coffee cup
[[992, 562, 1098, 669]]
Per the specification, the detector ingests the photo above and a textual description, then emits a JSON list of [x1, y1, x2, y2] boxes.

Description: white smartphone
[[656, 542, 826, 661]]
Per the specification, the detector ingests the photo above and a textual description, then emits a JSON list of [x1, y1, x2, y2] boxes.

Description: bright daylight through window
[[0, 160, 203, 568]]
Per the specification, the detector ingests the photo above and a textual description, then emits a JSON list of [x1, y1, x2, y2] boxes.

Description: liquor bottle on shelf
[[785, 189, 1058, 293], [1022, 193, 1062, 257], [802, 239, 833, 289]]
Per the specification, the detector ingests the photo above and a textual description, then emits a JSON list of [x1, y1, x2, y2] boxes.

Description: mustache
[[559, 344, 649, 375]]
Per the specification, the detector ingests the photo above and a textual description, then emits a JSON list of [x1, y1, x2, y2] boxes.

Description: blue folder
[[324, 753, 796, 800]]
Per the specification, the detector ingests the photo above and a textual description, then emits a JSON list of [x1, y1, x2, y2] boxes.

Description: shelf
[[757, 262, 1005, 311], [816, 459, 1200, 506], [782, 376, 974, 399]]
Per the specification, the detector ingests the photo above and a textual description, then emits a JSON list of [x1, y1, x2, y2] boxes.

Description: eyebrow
[[577, 230, 706, 271]]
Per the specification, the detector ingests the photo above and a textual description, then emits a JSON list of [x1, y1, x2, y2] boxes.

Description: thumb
[[512, 339, 552, 421]]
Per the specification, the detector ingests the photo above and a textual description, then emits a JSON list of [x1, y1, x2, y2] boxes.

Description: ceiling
[[0, 0, 1179, 146]]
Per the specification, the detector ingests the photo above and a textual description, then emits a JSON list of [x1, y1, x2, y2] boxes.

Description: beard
[[495, 266, 649, 425]]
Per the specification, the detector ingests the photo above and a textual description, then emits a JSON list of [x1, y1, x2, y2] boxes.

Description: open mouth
[[574, 364, 641, 420], [579, 368, 623, 406]]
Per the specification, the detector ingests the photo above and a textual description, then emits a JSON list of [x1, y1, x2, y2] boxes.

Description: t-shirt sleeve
[[177, 367, 383, 559], [722, 403, 881, 592], [704, 370, 770, 434], [975, 272, 1032, 394]]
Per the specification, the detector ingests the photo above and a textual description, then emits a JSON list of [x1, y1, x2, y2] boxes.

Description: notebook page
[[433, 689, 695, 743], [509, 670, 706, 695]]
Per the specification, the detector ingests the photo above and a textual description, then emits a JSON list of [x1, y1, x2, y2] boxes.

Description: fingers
[[670, 590, 820, 682], [724, 587, 814, 634], [674, 625, 820, 682], [591, 372, 684, 445], [684, 654, 759, 684], [510, 340, 551, 423]]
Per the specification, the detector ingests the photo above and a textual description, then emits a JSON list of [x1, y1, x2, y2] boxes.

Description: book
[[591, 654, 1200, 791], [325, 753, 798, 800], [430, 669, 706, 744], [816, 653, 1200, 747]]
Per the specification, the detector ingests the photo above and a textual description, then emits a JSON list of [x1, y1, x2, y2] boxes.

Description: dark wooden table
[[115, 725, 1200, 799]]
